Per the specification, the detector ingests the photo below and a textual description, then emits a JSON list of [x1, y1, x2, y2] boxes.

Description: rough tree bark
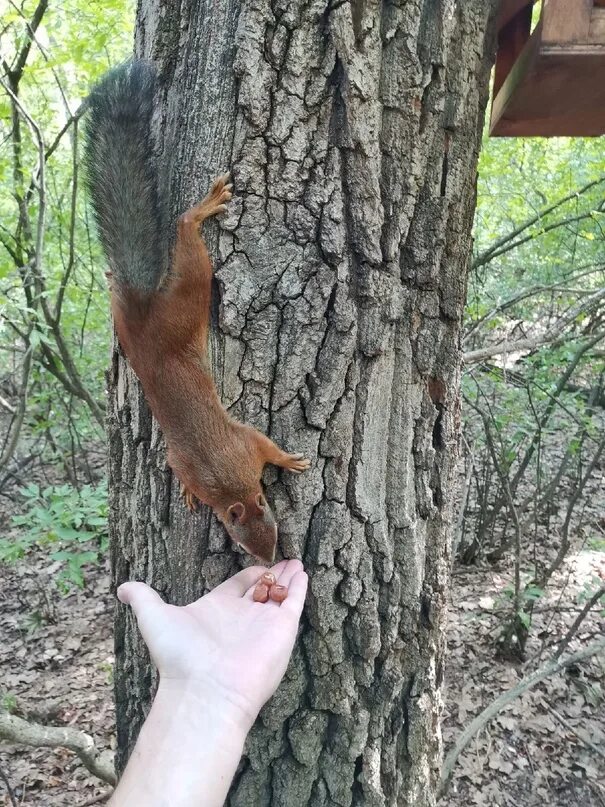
[[108, 2, 498, 804]]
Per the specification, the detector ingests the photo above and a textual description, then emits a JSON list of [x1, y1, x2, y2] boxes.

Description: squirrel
[[84, 61, 310, 564]]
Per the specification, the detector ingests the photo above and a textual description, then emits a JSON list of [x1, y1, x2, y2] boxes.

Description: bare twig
[[76, 792, 113, 806], [541, 699, 605, 761], [439, 636, 605, 797], [464, 291, 605, 365], [471, 333, 605, 544], [55, 119, 79, 320], [0, 394, 16, 414], [464, 264, 605, 343], [0, 344, 32, 469], [0, 763, 18, 807], [2, 0, 49, 83], [540, 433, 605, 586], [0, 709, 116, 785], [472, 177, 605, 270], [554, 584, 605, 660]]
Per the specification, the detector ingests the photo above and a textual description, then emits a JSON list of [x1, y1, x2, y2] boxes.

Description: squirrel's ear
[[227, 501, 245, 524]]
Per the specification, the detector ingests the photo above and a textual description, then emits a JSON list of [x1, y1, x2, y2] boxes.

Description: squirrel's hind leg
[[255, 432, 311, 473], [180, 173, 232, 226], [157, 174, 232, 347]]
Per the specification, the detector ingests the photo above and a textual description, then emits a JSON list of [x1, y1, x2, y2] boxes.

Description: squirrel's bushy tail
[[84, 61, 163, 294]]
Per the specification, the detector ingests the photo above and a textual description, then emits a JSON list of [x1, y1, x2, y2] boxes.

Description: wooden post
[[542, 0, 593, 43], [493, 3, 533, 98]]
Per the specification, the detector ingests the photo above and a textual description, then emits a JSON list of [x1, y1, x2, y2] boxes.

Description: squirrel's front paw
[[282, 452, 311, 474], [180, 483, 200, 513]]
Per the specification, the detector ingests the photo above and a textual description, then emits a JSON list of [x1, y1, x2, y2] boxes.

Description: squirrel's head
[[218, 491, 277, 564]]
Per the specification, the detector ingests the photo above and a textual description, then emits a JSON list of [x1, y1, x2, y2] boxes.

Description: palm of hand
[[119, 559, 307, 723]]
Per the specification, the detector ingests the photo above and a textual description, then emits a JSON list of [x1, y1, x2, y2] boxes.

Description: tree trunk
[[109, 2, 498, 804]]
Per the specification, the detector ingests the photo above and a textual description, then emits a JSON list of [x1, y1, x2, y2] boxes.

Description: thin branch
[[471, 333, 605, 547], [55, 118, 79, 320], [0, 345, 32, 469], [542, 699, 605, 761], [0, 394, 16, 414], [0, 229, 20, 263], [4, 0, 49, 83], [0, 709, 116, 785], [467, 396, 522, 623], [439, 636, 605, 797], [473, 177, 605, 269], [24, 103, 87, 207], [38, 343, 106, 419], [0, 75, 47, 305], [464, 288, 605, 365], [555, 584, 605, 660], [1, 81, 104, 426], [464, 264, 605, 343], [539, 434, 605, 587], [476, 208, 605, 267], [8, 0, 72, 116], [0, 763, 18, 807]]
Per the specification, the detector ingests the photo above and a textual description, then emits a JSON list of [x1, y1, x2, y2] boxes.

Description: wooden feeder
[[491, 0, 605, 136]]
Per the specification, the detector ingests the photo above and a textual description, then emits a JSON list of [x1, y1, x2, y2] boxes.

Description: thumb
[[117, 581, 165, 616], [117, 582, 168, 653]]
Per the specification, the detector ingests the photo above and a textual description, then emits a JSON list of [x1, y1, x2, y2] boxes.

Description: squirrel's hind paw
[[282, 453, 311, 473], [203, 173, 232, 217]]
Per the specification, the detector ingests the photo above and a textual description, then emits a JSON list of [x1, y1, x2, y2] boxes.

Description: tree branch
[[0, 709, 116, 785], [464, 289, 605, 365], [439, 636, 605, 797], [0, 344, 32, 469], [0, 763, 17, 807], [4, 0, 48, 83], [472, 177, 605, 269], [554, 584, 605, 660], [464, 264, 605, 343]]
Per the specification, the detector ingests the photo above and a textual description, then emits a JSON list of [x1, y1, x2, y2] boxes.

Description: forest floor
[[0, 471, 604, 806]]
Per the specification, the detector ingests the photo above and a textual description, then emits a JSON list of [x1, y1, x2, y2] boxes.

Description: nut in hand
[[269, 584, 288, 603], [261, 572, 276, 587], [253, 583, 270, 603]]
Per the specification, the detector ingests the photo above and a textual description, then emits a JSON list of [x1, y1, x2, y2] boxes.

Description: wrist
[[110, 677, 254, 807], [155, 677, 257, 738]]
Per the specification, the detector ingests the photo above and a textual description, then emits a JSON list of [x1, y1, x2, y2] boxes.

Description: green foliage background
[[0, 0, 603, 616], [0, 0, 134, 454]]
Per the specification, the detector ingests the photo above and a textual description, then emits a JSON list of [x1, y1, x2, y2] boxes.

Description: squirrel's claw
[[283, 452, 311, 473], [180, 483, 200, 513], [196, 173, 232, 220]]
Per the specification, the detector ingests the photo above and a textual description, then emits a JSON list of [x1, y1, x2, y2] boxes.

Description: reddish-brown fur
[[110, 175, 309, 562]]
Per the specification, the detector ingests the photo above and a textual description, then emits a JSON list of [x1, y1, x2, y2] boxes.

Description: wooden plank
[[491, 49, 605, 136], [589, 8, 605, 41], [498, 0, 535, 31], [491, 24, 542, 133], [542, 0, 592, 43], [494, 2, 534, 97]]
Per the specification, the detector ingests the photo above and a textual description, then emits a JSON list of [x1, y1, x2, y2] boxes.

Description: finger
[[117, 581, 165, 611], [243, 559, 290, 600], [211, 565, 268, 598], [274, 558, 304, 589], [117, 582, 168, 647], [279, 570, 308, 619]]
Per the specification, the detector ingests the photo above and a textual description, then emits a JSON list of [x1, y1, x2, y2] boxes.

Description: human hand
[[117, 559, 308, 731]]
